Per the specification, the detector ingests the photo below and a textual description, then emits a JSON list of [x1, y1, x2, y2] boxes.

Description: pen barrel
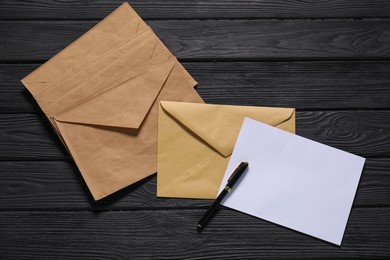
[[197, 189, 228, 230], [197, 161, 248, 231]]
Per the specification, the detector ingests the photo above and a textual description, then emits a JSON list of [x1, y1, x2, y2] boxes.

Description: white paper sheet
[[219, 117, 365, 245]]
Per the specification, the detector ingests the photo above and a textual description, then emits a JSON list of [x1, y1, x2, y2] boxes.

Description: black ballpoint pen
[[197, 161, 249, 232]]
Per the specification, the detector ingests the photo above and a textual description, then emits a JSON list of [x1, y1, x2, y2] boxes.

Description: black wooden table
[[1, 1, 390, 259]]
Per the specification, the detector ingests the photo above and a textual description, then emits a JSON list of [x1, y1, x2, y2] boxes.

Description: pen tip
[[197, 224, 203, 232]]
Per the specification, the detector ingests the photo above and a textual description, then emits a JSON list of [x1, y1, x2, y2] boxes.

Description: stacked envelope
[[21, 2, 296, 200], [21, 3, 204, 200]]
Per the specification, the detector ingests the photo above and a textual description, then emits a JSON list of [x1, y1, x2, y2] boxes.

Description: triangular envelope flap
[[160, 102, 295, 157], [55, 59, 175, 129]]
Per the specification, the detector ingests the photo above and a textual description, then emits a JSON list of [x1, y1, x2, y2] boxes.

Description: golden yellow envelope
[[20, 2, 203, 200], [157, 101, 296, 199]]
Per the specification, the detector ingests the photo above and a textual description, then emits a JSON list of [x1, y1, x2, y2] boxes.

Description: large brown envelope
[[20, 2, 203, 200], [157, 102, 295, 199]]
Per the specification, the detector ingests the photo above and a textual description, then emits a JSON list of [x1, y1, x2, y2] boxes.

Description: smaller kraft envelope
[[157, 101, 296, 199], [218, 117, 366, 245]]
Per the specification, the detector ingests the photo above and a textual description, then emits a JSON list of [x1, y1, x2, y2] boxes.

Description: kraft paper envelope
[[20, 3, 203, 200], [218, 118, 365, 245], [157, 101, 295, 199]]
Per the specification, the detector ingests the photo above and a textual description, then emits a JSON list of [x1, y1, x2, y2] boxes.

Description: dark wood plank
[[296, 111, 390, 157], [0, 208, 389, 259], [1, 20, 390, 61], [1, 0, 390, 19], [2, 61, 390, 113], [0, 114, 68, 160], [0, 111, 389, 160], [0, 158, 387, 210], [195, 61, 390, 109], [0, 160, 207, 210]]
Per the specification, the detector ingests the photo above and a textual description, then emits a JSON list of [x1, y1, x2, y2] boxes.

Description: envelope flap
[[160, 101, 295, 157], [55, 59, 175, 129]]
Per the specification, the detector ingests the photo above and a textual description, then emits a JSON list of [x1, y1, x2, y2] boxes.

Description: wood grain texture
[[2, 61, 390, 113], [0, 208, 389, 259], [1, 20, 390, 61], [1, 0, 390, 19], [0, 111, 389, 160], [0, 114, 68, 160], [0, 158, 388, 210], [296, 111, 390, 157]]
